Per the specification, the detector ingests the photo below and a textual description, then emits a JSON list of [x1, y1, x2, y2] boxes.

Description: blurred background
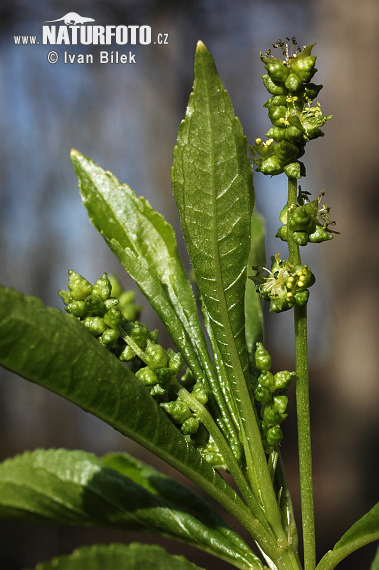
[[0, 0, 378, 568]]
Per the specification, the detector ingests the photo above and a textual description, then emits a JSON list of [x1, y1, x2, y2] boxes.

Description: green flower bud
[[264, 95, 288, 108], [92, 272, 112, 301], [265, 60, 290, 82], [84, 294, 107, 317], [266, 126, 286, 142], [65, 300, 86, 318], [181, 416, 200, 435], [160, 400, 191, 423], [119, 344, 136, 361], [155, 367, 173, 387], [264, 407, 285, 426], [262, 74, 288, 96], [82, 316, 107, 336], [130, 321, 151, 348], [276, 225, 288, 242], [288, 206, 312, 232], [258, 370, 274, 388], [254, 386, 271, 404], [284, 125, 303, 143], [144, 339, 168, 370], [274, 370, 295, 390], [201, 450, 226, 469], [103, 306, 122, 329], [294, 290, 310, 306], [273, 141, 299, 165], [292, 231, 309, 246], [58, 289, 71, 305], [258, 156, 283, 176], [100, 328, 119, 347], [273, 394, 288, 414], [192, 382, 208, 405], [308, 225, 333, 243], [104, 298, 119, 311], [285, 72, 303, 92], [167, 348, 183, 374], [290, 55, 317, 82], [149, 384, 167, 397], [68, 270, 93, 301], [266, 425, 283, 446], [255, 342, 272, 371], [135, 366, 158, 387], [268, 105, 287, 126], [284, 161, 306, 179]]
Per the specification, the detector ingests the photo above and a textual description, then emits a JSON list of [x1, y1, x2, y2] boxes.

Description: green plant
[[0, 39, 377, 570]]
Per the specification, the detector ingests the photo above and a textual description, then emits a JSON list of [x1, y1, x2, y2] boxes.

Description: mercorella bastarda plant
[[0, 38, 377, 570]]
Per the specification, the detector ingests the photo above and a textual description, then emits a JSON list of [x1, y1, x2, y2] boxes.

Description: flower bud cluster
[[251, 254, 315, 312], [251, 40, 331, 178], [60, 271, 212, 456], [59, 271, 141, 348], [277, 190, 338, 246], [254, 342, 295, 453]]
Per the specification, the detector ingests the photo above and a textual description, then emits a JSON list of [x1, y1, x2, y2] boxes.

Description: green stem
[[294, 303, 315, 569], [287, 177, 316, 569]]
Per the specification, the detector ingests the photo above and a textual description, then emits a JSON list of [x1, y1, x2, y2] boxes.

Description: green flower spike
[[251, 38, 332, 179]]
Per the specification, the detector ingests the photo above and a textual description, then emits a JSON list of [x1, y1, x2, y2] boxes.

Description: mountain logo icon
[[44, 12, 95, 26]]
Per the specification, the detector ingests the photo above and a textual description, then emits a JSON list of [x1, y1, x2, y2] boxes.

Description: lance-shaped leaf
[[316, 502, 379, 570], [24, 542, 204, 570], [171, 43, 281, 523], [0, 449, 261, 569], [0, 287, 270, 546], [171, 41, 253, 407]]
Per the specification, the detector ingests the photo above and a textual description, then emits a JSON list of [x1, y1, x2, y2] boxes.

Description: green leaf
[[70, 150, 214, 386], [24, 542, 205, 570], [316, 502, 379, 570], [171, 41, 254, 403], [0, 449, 260, 569], [0, 287, 261, 529], [171, 41, 283, 540], [103, 452, 259, 562]]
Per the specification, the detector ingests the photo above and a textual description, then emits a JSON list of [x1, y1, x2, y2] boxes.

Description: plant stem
[[294, 303, 315, 569], [287, 177, 316, 569]]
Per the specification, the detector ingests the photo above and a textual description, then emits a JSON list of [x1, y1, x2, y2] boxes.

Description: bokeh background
[[0, 1, 378, 568]]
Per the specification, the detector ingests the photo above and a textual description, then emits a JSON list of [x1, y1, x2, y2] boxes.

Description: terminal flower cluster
[[251, 38, 332, 178]]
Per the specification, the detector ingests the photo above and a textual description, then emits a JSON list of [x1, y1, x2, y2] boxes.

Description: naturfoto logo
[[42, 12, 152, 45]]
